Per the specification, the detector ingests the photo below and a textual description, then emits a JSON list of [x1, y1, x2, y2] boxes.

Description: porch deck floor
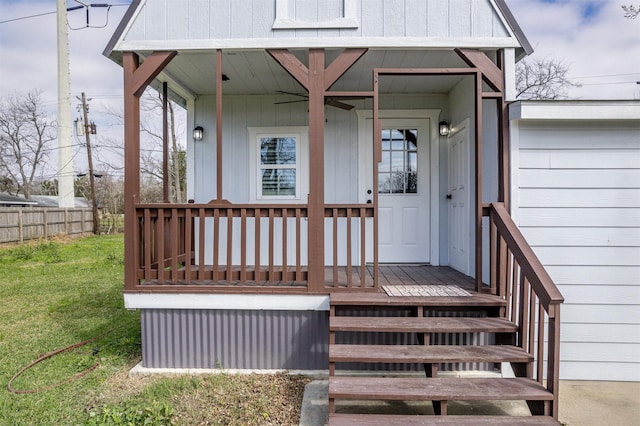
[[326, 265, 475, 291], [153, 264, 476, 292]]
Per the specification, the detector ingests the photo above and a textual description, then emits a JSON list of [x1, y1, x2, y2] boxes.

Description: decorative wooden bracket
[[267, 48, 368, 92], [124, 51, 178, 97], [455, 48, 504, 93]]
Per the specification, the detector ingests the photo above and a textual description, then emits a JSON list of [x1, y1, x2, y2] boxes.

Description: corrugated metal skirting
[[141, 309, 329, 369]]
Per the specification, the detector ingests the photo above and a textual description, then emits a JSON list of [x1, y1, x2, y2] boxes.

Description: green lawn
[[0, 235, 308, 425]]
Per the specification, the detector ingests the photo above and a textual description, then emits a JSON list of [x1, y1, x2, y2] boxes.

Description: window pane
[[380, 151, 390, 172], [260, 137, 297, 165], [262, 169, 296, 196], [378, 173, 390, 193], [391, 129, 404, 150], [407, 151, 417, 172], [391, 151, 404, 172], [406, 172, 417, 193], [406, 129, 418, 150], [391, 171, 405, 193]]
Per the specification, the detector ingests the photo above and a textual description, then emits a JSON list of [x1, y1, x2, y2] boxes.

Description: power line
[[0, 3, 130, 25], [0, 11, 57, 24]]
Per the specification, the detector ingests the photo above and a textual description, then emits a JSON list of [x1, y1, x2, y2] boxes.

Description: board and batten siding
[[119, 0, 513, 48], [512, 114, 640, 382]]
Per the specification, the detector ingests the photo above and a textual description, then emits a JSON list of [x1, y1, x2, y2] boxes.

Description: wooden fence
[[0, 208, 93, 243]]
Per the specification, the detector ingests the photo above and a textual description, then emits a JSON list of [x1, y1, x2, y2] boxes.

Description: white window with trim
[[249, 127, 309, 203]]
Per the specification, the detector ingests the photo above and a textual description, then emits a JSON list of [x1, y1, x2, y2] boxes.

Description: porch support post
[[307, 49, 326, 293], [162, 81, 169, 202], [474, 71, 484, 292], [216, 49, 224, 200], [268, 48, 367, 292], [497, 50, 511, 210], [123, 51, 177, 291]]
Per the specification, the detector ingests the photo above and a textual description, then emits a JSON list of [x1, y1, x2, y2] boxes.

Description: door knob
[[446, 194, 452, 199]]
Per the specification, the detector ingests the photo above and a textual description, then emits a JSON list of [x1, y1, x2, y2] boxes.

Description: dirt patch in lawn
[[86, 370, 311, 425]]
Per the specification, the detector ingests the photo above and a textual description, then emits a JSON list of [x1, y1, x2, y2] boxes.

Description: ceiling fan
[[274, 91, 362, 111]]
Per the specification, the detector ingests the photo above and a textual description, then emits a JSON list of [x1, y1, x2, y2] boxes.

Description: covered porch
[[122, 47, 515, 296]]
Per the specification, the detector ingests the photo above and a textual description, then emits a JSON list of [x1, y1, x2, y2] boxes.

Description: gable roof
[[103, 0, 533, 58]]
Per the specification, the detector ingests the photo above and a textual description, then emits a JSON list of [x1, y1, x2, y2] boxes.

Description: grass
[[0, 235, 309, 425]]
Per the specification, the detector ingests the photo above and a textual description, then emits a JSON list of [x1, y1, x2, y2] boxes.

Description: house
[[104, 0, 639, 422], [0, 193, 38, 207]]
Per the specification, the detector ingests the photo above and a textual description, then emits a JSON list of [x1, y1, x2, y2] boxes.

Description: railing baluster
[[268, 208, 275, 283], [144, 209, 151, 282], [157, 208, 165, 283], [519, 276, 530, 351], [255, 208, 261, 282], [226, 208, 233, 282], [346, 208, 352, 288], [240, 208, 247, 283], [171, 208, 179, 281], [296, 208, 302, 284], [282, 208, 288, 282], [490, 214, 497, 292], [184, 208, 192, 281], [198, 208, 205, 282], [213, 208, 220, 281], [360, 207, 366, 288], [537, 302, 545, 384], [332, 208, 338, 288]]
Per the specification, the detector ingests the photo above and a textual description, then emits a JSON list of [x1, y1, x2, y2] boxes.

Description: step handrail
[[488, 202, 564, 310]]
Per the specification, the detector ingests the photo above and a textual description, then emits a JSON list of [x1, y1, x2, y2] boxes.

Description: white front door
[[448, 121, 470, 274], [364, 118, 431, 263]]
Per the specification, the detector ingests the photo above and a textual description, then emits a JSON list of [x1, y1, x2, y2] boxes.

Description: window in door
[[378, 129, 418, 194]]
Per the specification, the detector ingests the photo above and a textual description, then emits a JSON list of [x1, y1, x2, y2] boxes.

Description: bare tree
[[516, 58, 581, 100], [101, 87, 186, 203], [0, 90, 55, 198], [622, 5, 640, 19]]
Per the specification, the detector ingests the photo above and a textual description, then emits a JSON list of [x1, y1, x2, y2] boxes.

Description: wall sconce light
[[193, 126, 204, 141], [439, 121, 450, 137]]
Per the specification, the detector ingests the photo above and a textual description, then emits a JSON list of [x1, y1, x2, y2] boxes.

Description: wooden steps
[[330, 344, 533, 364], [330, 316, 518, 334], [329, 414, 560, 425], [330, 377, 553, 401], [328, 291, 557, 424]]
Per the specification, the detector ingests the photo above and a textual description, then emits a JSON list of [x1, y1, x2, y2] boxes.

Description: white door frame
[[357, 109, 441, 266]]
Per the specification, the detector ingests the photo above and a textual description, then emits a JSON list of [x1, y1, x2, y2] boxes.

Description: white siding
[[513, 118, 640, 381], [119, 0, 515, 49], [190, 93, 448, 265]]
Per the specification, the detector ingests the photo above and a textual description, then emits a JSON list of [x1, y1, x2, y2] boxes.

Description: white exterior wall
[[189, 93, 449, 265], [120, 0, 515, 49], [511, 106, 640, 382]]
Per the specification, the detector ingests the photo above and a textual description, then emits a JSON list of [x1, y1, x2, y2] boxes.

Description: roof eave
[[494, 0, 534, 60]]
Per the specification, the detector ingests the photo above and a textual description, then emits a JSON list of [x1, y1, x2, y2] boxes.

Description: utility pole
[[57, 0, 74, 208], [79, 92, 100, 235]]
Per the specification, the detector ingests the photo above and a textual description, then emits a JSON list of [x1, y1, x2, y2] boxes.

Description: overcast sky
[[0, 0, 639, 176]]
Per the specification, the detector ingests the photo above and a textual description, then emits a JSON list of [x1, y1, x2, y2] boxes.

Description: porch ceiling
[[154, 49, 471, 99]]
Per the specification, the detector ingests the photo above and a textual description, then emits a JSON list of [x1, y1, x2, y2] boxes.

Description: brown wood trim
[[489, 203, 564, 308], [240, 209, 247, 282], [325, 91, 374, 98], [267, 49, 309, 90], [324, 48, 368, 90], [216, 49, 223, 200], [307, 49, 326, 293], [455, 48, 504, 92], [375, 67, 479, 76], [162, 82, 169, 202], [475, 71, 483, 292], [130, 51, 177, 97]]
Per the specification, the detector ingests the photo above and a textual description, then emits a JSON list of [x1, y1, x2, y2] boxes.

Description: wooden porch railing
[[485, 202, 564, 418], [129, 203, 377, 292], [324, 205, 376, 290]]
